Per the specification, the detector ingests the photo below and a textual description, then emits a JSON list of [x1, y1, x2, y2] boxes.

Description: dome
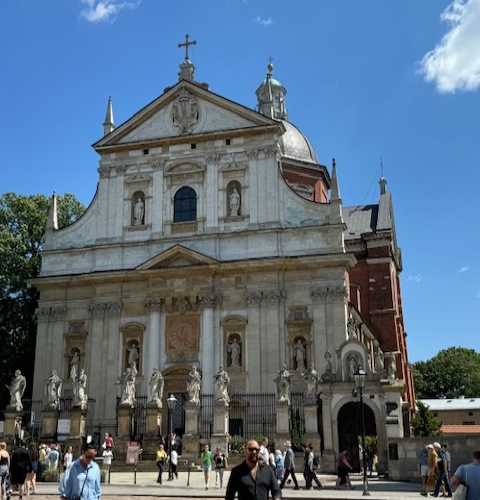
[[279, 120, 318, 164]]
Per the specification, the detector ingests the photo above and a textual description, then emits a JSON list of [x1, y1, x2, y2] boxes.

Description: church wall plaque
[[165, 314, 200, 363]]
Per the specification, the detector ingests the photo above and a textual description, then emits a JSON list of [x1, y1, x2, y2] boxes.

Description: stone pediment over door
[[137, 244, 218, 271], [93, 80, 281, 150]]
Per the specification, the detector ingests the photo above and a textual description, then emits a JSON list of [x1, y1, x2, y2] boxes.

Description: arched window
[[174, 186, 197, 222]]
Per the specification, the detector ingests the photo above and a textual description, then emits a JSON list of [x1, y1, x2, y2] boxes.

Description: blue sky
[[1, 0, 479, 362]]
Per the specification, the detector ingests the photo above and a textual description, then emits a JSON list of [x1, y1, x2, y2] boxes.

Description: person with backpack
[[432, 442, 452, 497], [304, 444, 323, 490], [213, 448, 227, 488]]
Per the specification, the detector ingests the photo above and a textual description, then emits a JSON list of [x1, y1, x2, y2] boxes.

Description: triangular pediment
[[137, 244, 218, 270], [94, 80, 281, 150]]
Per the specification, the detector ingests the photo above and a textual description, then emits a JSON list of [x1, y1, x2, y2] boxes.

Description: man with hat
[[60, 443, 101, 500]]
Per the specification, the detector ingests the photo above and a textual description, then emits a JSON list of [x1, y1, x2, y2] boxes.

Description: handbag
[[452, 468, 468, 500]]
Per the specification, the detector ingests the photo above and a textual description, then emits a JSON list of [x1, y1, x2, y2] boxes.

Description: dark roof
[[343, 204, 379, 240]]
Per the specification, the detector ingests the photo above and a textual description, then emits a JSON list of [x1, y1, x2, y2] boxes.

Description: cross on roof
[[178, 34, 196, 61]]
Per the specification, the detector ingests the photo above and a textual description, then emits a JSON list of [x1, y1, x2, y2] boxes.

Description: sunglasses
[[247, 447, 260, 452]]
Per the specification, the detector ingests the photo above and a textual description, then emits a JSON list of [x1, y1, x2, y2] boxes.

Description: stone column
[[311, 286, 329, 371], [200, 295, 219, 395], [103, 303, 121, 424], [210, 400, 229, 455], [319, 392, 335, 472], [41, 408, 59, 440], [275, 400, 290, 445], [145, 299, 162, 377], [304, 403, 321, 451], [245, 292, 262, 392], [183, 401, 201, 455]]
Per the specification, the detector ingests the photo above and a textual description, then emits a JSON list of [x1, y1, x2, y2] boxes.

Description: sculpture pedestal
[[210, 401, 229, 454], [183, 402, 200, 456], [65, 407, 87, 455], [275, 401, 290, 445], [303, 404, 321, 451], [41, 408, 58, 440], [117, 405, 133, 438], [4, 409, 22, 443], [145, 404, 162, 435]]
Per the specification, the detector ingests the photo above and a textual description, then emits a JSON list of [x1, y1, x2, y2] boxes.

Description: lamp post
[[166, 394, 177, 480], [354, 368, 370, 496]]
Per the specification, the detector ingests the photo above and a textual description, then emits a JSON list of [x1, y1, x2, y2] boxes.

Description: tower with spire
[[256, 61, 287, 120], [103, 96, 115, 136]]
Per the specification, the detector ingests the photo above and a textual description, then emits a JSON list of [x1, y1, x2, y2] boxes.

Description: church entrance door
[[163, 367, 189, 437], [337, 402, 376, 472]]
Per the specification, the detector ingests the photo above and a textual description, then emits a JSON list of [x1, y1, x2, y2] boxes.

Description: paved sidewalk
[[32, 470, 421, 499]]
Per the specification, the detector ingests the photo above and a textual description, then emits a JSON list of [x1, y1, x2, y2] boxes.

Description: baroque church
[[31, 39, 415, 470]]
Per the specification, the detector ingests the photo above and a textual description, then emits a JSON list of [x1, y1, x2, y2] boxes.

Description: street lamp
[[354, 368, 370, 496], [166, 394, 177, 481]]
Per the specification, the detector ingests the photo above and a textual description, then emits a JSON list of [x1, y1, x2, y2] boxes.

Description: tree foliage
[[412, 401, 442, 437], [0, 193, 85, 409], [413, 347, 480, 399]]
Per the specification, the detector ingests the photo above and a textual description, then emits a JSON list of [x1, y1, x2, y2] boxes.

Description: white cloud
[[420, 0, 480, 93], [407, 274, 422, 283], [80, 0, 140, 23], [458, 266, 470, 273], [254, 16, 273, 27]]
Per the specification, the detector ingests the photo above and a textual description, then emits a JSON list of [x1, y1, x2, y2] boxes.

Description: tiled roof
[[419, 398, 480, 411], [441, 425, 480, 435]]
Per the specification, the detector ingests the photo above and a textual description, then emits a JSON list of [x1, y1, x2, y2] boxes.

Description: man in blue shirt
[[60, 444, 101, 500], [452, 450, 480, 500]]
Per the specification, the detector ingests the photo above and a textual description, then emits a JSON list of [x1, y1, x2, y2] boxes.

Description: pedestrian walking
[[200, 444, 213, 490], [59, 443, 101, 500], [336, 450, 353, 489], [0, 442, 11, 500], [432, 442, 452, 497], [279, 440, 299, 490], [304, 444, 323, 490], [419, 444, 429, 496], [225, 439, 281, 500], [63, 446, 74, 471], [26, 445, 38, 495], [170, 449, 178, 479], [258, 439, 269, 465], [9, 442, 31, 500], [102, 446, 113, 483], [48, 443, 59, 473], [155, 444, 167, 484], [214, 448, 228, 488], [452, 450, 480, 500], [427, 444, 438, 494], [273, 450, 284, 481]]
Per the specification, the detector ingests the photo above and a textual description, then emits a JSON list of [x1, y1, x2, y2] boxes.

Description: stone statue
[[133, 197, 145, 226], [120, 364, 137, 407], [45, 370, 63, 410], [275, 365, 291, 405], [227, 336, 241, 368], [127, 342, 140, 370], [228, 187, 241, 217], [376, 349, 385, 375], [304, 367, 319, 402], [347, 316, 358, 339], [69, 350, 80, 382], [214, 366, 230, 405], [387, 353, 397, 383], [148, 369, 164, 409], [73, 368, 88, 410], [7, 370, 26, 412], [294, 339, 306, 372], [321, 351, 335, 383], [347, 354, 360, 381], [187, 366, 202, 405]]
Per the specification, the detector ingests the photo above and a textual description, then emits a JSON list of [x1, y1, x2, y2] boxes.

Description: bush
[[41, 468, 59, 482], [229, 435, 245, 454]]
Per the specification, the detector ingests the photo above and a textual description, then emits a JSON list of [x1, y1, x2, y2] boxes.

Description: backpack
[[312, 454, 320, 469]]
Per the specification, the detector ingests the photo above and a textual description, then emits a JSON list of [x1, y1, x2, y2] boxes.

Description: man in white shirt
[[259, 438, 270, 465]]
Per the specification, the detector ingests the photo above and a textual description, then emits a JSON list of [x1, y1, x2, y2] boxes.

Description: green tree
[[0, 193, 85, 409], [412, 401, 442, 437], [413, 347, 480, 399]]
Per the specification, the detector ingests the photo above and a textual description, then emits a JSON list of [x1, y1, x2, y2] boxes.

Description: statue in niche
[[45, 369, 63, 410], [304, 367, 319, 402], [228, 186, 241, 217], [387, 353, 397, 383], [8, 370, 26, 412], [275, 365, 291, 405], [120, 364, 137, 407], [214, 366, 230, 405], [148, 369, 164, 409], [126, 341, 140, 371], [293, 338, 306, 372], [321, 351, 335, 383], [376, 349, 385, 375], [347, 316, 358, 339], [132, 196, 145, 226], [69, 350, 80, 383], [227, 335, 242, 368], [187, 366, 202, 405], [346, 353, 362, 382], [73, 368, 88, 410]]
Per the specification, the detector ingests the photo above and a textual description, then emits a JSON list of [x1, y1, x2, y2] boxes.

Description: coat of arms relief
[[171, 89, 200, 135]]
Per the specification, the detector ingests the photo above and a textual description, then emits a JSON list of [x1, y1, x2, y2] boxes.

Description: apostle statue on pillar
[[45, 369, 63, 410], [120, 364, 137, 407], [69, 350, 80, 383], [304, 366, 319, 402], [7, 370, 26, 412], [148, 369, 164, 409], [73, 368, 88, 410], [214, 366, 230, 405], [275, 365, 291, 405], [187, 366, 202, 405]]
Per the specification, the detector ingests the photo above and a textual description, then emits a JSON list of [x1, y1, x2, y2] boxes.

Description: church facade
[[32, 48, 414, 470]]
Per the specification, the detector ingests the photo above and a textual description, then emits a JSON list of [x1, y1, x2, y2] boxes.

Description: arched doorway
[[337, 402, 377, 472], [162, 367, 189, 437]]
